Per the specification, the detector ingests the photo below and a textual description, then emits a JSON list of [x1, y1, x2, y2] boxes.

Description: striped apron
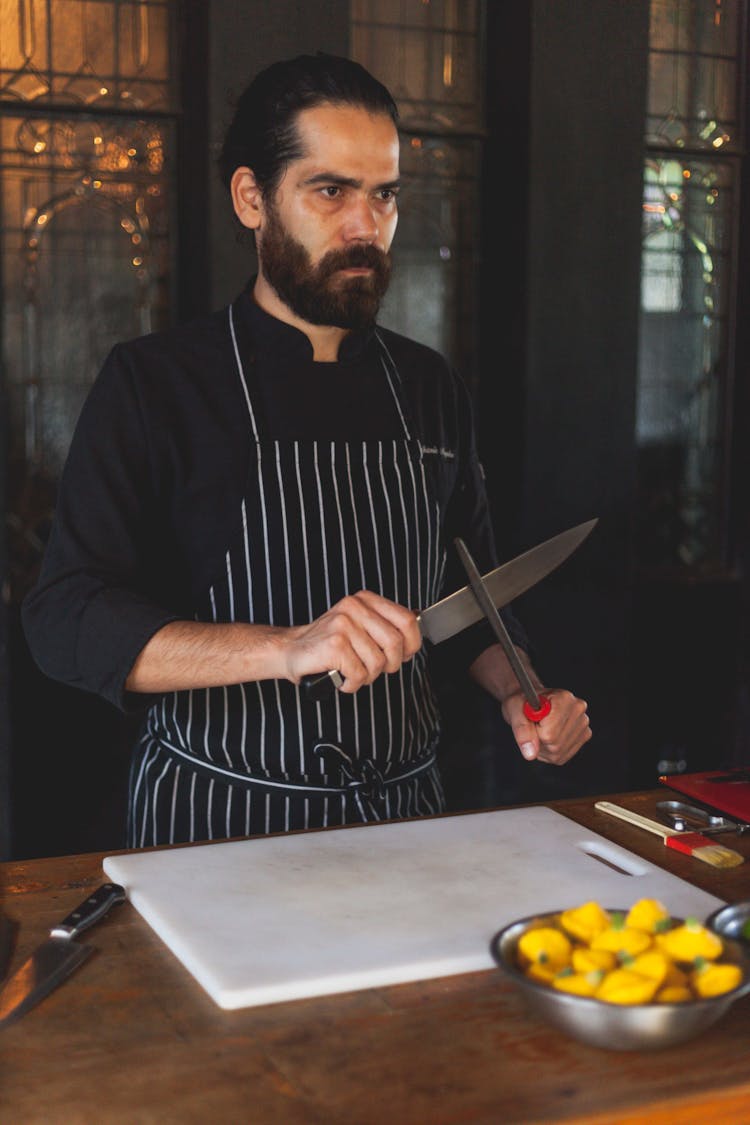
[[127, 303, 448, 846]]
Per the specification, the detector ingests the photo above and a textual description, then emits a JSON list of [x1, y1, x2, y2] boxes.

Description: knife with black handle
[[0, 883, 126, 1028]]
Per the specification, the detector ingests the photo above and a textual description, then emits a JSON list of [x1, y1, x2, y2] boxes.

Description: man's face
[[256, 104, 400, 330]]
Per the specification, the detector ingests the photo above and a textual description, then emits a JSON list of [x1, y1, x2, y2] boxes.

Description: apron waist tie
[[312, 743, 403, 822], [312, 742, 387, 801], [149, 735, 436, 805]]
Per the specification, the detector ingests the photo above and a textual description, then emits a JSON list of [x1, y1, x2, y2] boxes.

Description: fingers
[[535, 689, 592, 765], [285, 591, 421, 692], [352, 590, 422, 660], [505, 688, 592, 765]]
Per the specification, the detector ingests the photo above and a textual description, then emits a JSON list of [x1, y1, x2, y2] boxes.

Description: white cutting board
[[103, 807, 725, 1010]]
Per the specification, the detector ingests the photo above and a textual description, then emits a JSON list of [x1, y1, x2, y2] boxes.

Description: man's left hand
[[501, 688, 592, 765]]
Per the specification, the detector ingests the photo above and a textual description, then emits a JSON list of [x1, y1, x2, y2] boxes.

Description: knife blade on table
[[302, 517, 597, 701], [0, 912, 18, 983], [0, 882, 126, 1028]]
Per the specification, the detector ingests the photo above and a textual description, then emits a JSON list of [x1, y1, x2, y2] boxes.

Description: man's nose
[[342, 195, 379, 242]]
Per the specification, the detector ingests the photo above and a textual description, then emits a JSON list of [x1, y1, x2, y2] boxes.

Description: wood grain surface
[[2, 791, 749, 1125]]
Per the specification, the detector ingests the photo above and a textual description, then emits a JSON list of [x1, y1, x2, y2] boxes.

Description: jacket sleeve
[[21, 344, 180, 711]]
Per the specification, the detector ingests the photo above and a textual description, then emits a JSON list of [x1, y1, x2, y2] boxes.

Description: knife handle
[[50, 883, 127, 940], [301, 670, 344, 702]]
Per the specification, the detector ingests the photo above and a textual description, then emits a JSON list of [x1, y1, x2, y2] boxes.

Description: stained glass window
[[1, 0, 177, 600], [636, 0, 744, 571], [350, 0, 483, 388]]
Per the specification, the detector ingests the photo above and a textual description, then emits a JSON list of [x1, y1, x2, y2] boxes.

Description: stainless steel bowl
[[490, 909, 750, 1051], [706, 901, 750, 945]]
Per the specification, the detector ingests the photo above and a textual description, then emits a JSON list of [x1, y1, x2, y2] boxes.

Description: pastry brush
[[594, 801, 745, 868]]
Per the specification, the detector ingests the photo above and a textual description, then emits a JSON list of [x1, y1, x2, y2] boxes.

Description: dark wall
[[475, 1, 650, 801]]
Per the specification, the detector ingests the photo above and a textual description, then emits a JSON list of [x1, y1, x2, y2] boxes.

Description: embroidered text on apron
[[128, 304, 448, 846]]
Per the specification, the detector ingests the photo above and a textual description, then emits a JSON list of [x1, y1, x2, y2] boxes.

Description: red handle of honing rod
[[523, 695, 552, 723]]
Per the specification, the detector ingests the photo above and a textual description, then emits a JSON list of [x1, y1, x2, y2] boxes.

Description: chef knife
[[0, 882, 126, 1028], [302, 517, 597, 701]]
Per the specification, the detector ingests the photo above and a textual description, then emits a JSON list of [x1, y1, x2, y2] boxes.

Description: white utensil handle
[[594, 801, 671, 841]]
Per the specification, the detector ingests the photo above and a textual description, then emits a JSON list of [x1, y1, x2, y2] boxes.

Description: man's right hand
[[281, 590, 422, 693], [125, 592, 421, 695]]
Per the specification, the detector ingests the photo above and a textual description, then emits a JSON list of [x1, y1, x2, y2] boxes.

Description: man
[[22, 54, 591, 847]]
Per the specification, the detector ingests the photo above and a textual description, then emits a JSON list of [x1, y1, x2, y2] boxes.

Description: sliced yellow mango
[[510, 901, 744, 1008], [559, 901, 611, 943], [625, 897, 670, 934], [591, 915, 652, 957], [663, 962, 689, 989], [525, 961, 558, 985], [572, 946, 617, 974], [595, 968, 659, 1005], [552, 969, 603, 997], [627, 950, 672, 986], [517, 926, 572, 970], [657, 919, 723, 963], [655, 985, 692, 1003], [691, 962, 743, 998]]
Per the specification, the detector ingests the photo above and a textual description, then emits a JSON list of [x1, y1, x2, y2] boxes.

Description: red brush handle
[[523, 695, 552, 723], [666, 832, 712, 855]]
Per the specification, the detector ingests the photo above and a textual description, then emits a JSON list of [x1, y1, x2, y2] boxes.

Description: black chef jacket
[[22, 290, 529, 713]]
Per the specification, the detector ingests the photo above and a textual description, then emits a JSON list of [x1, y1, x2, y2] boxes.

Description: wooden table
[[2, 791, 750, 1124]]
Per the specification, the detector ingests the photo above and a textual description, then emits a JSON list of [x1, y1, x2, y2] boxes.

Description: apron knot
[[312, 743, 386, 802]]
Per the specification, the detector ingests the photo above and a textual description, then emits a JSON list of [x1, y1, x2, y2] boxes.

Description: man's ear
[[231, 167, 264, 231]]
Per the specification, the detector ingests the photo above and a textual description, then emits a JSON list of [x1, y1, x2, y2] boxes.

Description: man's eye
[[321, 185, 341, 198], [378, 189, 398, 202]]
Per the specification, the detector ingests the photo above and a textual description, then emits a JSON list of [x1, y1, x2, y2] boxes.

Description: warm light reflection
[[1, 1, 171, 111], [1, 0, 175, 534]]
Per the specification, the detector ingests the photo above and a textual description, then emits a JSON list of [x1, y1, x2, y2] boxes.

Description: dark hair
[[218, 53, 399, 197]]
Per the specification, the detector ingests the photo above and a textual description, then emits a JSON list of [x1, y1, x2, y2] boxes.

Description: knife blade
[[302, 517, 597, 701], [0, 882, 126, 1028], [0, 912, 18, 983]]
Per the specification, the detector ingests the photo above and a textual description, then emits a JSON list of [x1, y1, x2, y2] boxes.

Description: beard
[[258, 202, 392, 330]]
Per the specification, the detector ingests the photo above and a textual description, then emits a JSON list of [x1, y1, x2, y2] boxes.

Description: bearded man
[[23, 54, 591, 847]]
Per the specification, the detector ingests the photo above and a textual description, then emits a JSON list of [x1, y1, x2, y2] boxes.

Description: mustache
[[317, 244, 391, 276]]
